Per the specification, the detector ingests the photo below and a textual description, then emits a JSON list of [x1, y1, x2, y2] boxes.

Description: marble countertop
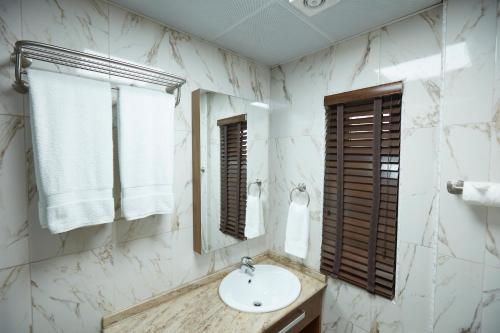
[[102, 252, 326, 333]]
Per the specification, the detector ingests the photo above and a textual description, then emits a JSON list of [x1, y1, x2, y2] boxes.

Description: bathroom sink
[[218, 264, 301, 313]]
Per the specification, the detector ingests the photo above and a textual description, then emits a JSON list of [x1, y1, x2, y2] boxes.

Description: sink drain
[[253, 301, 262, 307]]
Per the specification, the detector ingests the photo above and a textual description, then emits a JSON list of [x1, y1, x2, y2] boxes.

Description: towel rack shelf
[[10, 40, 186, 106]]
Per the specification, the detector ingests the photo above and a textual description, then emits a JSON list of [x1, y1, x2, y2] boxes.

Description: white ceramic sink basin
[[219, 264, 301, 313]]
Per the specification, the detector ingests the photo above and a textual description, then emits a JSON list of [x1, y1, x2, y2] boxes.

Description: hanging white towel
[[245, 194, 265, 238], [27, 69, 114, 234], [117, 85, 175, 220], [285, 201, 310, 259], [463, 182, 500, 207]]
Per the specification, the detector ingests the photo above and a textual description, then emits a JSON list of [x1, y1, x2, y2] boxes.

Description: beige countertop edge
[[102, 250, 326, 330]]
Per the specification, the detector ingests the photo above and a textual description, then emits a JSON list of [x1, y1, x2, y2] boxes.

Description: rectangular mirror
[[192, 90, 269, 254]]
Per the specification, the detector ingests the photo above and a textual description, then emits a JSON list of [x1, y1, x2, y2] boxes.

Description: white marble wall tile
[[442, 0, 497, 126], [322, 316, 368, 333], [379, 7, 442, 130], [171, 35, 270, 131], [328, 30, 380, 94], [0, 264, 31, 333], [108, 5, 187, 132], [372, 243, 434, 333], [270, 46, 334, 138], [399, 127, 439, 197], [486, 208, 500, 269], [397, 127, 439, 248], [438, 124, 490, 263], [112, 232, 176, 310], [108, 7, 176, 73], [486, 126, 500, 267], [481, 265, 500, 333], [0, 115, 28, 269], [327, 279, 376, 332], [21, 0, 110, 81], [31, 245, 115, 333], [496, 0, 500, 126], [0, 0, 23, 116], [434, 255, 483, 333], [398, 191, 437, 248]]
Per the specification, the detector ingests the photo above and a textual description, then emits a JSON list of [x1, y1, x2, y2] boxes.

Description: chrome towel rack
[[10, 40, 186, 106], [248, 179, 262, 198], [289, 183, 310, 207]]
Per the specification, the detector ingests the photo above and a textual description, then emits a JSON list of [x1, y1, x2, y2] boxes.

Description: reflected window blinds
[[218, 115, 247, 240]]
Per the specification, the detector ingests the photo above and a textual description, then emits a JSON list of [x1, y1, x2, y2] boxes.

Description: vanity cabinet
[[265, 288, 325, 333]]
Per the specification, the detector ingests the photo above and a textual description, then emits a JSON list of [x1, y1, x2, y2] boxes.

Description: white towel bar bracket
[[11, 40, 186, 106]]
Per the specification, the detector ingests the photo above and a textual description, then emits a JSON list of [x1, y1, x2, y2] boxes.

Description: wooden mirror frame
[[192, 89, 202, 254]]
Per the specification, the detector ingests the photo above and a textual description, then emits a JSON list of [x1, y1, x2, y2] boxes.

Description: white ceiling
[[111, 0, 441, 66]]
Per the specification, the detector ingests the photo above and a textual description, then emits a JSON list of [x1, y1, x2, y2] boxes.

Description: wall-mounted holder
[[10, 40, 186, 105], [289, 183, 310, 207], [248, 179, 262, 198], [447, 180, 464, 194]]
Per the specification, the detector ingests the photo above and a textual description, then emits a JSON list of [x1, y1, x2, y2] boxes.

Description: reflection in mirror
[[192, 90, 269, 254]]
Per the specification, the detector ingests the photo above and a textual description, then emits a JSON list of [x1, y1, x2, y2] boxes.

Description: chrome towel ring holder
[[289, 183, 310, 207], [248, 179, 262, 198]]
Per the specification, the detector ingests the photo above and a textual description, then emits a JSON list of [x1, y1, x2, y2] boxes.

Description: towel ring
[[248, 179, 262, 198], [289, 183, 310, 207]]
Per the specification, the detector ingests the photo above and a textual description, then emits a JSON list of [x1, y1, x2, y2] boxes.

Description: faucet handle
[[241, 256, 253, 265]]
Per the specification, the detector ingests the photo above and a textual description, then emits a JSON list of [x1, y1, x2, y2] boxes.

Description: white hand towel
[[27, 69, 114, 234], [245, 194, 265, 239], [285, 202, 310, 259], [463, 182, 500, 207], [117, 85, 175, 220]]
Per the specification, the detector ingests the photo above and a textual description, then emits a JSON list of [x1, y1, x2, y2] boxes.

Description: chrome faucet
[[240, 256, 255, 275]]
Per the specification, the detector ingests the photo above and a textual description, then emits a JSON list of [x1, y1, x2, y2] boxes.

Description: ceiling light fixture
[[303, 0, 325, 9]]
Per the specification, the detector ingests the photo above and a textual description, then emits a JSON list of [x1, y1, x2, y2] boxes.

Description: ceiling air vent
[[289, 0, 341, 16]]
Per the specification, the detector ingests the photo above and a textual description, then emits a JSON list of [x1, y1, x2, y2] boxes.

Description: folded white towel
[[463, 182, 500, 207], [245, 194, 265, 238], [27, 69, 114, 234], [117, 85, 175, 220], [285, 201, 310, 259]]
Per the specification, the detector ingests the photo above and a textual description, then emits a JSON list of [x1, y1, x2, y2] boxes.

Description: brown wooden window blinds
[[217, 114, 247, 240], [320, 82, 403, 299]]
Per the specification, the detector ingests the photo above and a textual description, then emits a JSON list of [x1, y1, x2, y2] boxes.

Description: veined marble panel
[[0, 264, 31, 333], [434, 255, 483, 333], [398, 127, 439, 197], [0, 115, 28, 269], [372, 243, 434, 333], [486, 125, 500, 268], [270, 46, 333, 139], [0, 0, 22, 116], [328, 30, 380, 94], [31, 245, 115, 333], [109, 4, 269, 133], [21, 0, 110, 82], [112, 232, 177, 310], [442, 0, 497, 126], [379, 7, 442, 130], [481, 265, 500, 333], [438, 124, 490, 263]]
